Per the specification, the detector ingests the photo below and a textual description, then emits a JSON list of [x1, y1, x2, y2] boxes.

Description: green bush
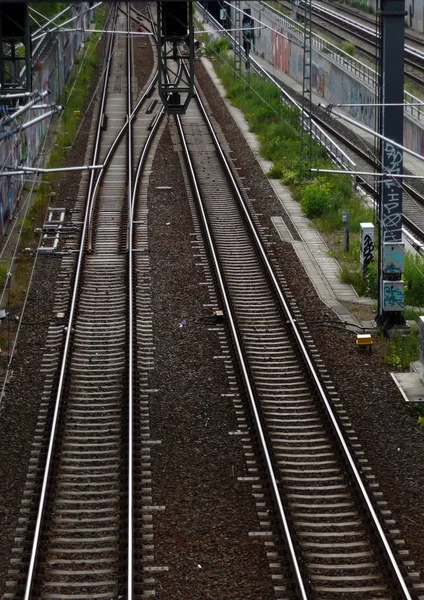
[[403, 251, 424, 307], [365, 261, 378, 298], [385, 331, 419, 371], [341, 42, 355, 57], [267, 164, 284, 179], [204, 37, 229, 58], [281, 170, 298, 186], [301, 181, 332, 217], [339, 267, 368, 295]]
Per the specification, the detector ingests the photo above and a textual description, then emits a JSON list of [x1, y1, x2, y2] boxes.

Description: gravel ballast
[[0, 29, 423, 599]]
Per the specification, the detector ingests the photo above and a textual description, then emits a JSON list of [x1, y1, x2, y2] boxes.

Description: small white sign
[[383, 280, 405, 312], [360, 222, 374, 274], [383, 243, 404, 279]]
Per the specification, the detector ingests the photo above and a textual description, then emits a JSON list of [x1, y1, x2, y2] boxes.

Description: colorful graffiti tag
[[271, 24, 290, 74]]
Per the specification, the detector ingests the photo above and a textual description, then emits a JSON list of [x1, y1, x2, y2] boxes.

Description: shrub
[[365, 261, 378, 298], [385, 331, 419, 371], [301, 181, 332, 218], [267, 164, 284, 179], [204, 37, 229, 58], [281, 170, 298, 185], [341, 42, 355, 57], [339, 267, 368, 296], [403, 251, 424, 307]]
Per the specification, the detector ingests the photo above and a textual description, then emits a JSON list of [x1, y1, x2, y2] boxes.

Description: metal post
[[300, 0, 312, 175], [24, 5, 32, 92], [233, 0, 241, 76], [377, 0, 406, 330], [342, 210, 350, 253]]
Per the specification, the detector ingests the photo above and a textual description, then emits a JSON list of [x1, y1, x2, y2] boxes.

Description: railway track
[[2, 4, 163, 598], [2, 3, 424, 599], [174, 70, 421, 597]]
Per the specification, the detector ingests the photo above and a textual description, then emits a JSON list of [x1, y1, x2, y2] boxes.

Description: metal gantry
[[157, 1, 194, 114], [0, 2, 32, 96]]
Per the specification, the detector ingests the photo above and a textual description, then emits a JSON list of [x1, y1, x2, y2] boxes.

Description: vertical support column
[[377, 0, 406, 330], [242, 9, 253, 72], [300, 0, 312, 171], [233, 0, 241, 76], [24, 5, 32, 92]]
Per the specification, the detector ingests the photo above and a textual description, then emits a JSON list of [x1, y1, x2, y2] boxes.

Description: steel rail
[[127, 15, 161, 596], [87, 71, 158, 251], [192, 78, 413, 599], [128, 102, 165, 599], [126, 7, 134, 599], [22, 7, 120, 598], [175, 98, 309, 599]]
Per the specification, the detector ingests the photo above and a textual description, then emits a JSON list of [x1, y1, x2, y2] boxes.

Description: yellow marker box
[[356, 334, 372, 346]]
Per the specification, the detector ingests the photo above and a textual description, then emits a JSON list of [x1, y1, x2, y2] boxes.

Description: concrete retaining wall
[[235, 2, 424, 159]]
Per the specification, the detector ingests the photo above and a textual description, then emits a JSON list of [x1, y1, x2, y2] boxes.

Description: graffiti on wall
[[381, 141, 403, 244], [0, 8, 89, 240], [383, 281, 405, 311], [312, 63, 325, 97], [348, 85, 375, 128], [271, 24, 290, 74]]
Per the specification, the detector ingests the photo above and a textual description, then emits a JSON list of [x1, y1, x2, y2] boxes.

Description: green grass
[[7, 256, 33, 309], [38, 5, 105, 194], [341, 41, 356, 57], [0, 262, 9, 288], [403, 252, 424, 308], [30, 2, 68, 25], [384, 330, 419, 371]]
